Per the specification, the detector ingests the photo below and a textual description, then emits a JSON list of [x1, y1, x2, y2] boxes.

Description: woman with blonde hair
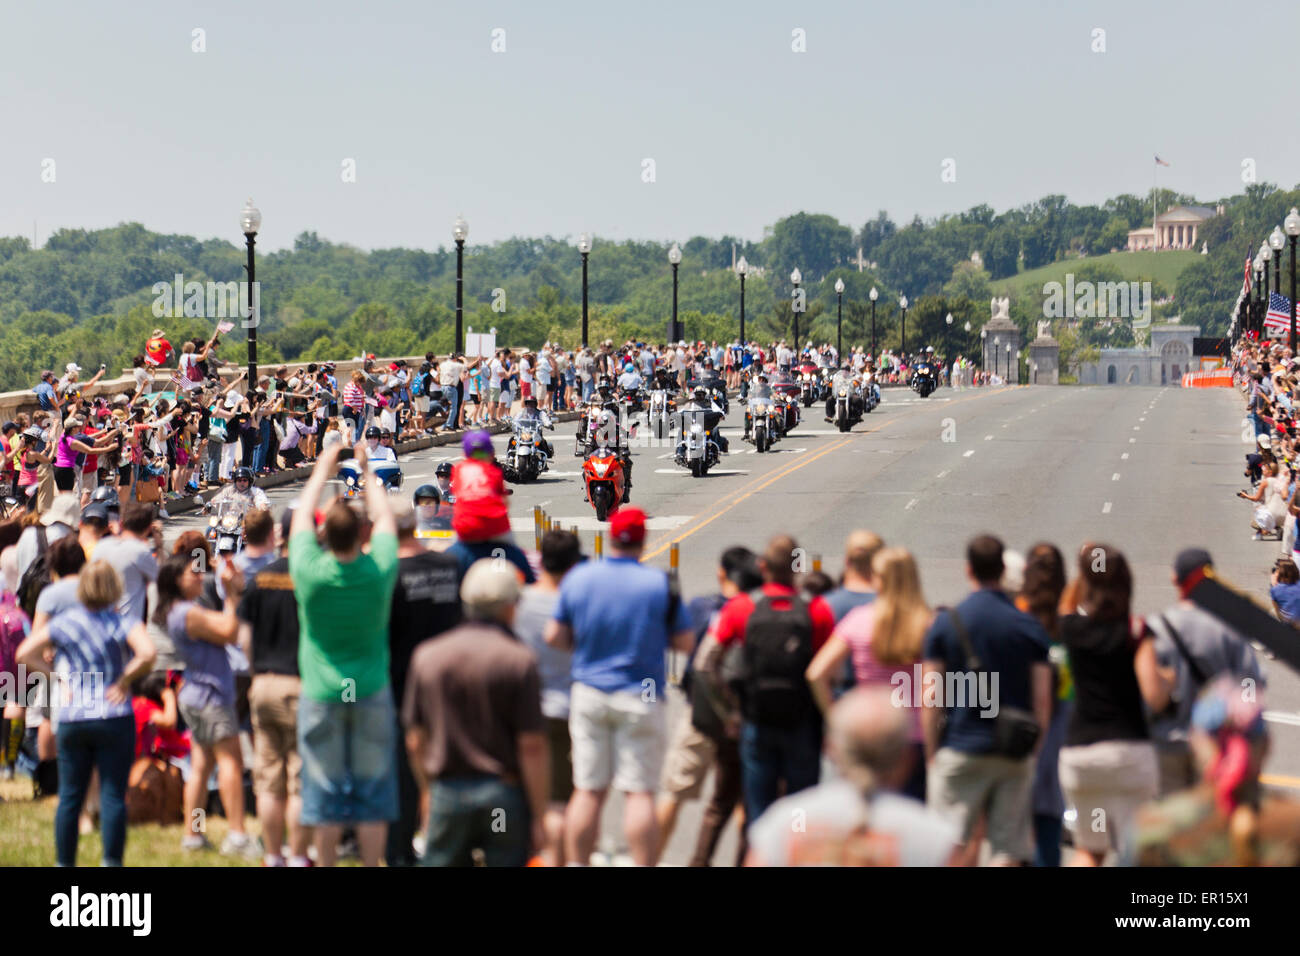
[[806, 547, 932, 799]]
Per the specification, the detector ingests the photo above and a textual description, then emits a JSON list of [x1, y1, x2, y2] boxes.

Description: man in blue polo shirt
[[545, 507, 693, 866], [33, 371, 60, 413], [920, 534, 1052, 865]]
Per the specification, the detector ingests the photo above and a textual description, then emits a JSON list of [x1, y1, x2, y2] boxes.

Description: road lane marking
[[1261, 774, 1300, 791], [1112, 473, 1120, 481], [984, 435, 993, 441], [1133, 426, 1140, 431], [1102, 502, 1112, 513], [1121, 453, 1129, 460], [1129, 438, 1136, 443], [905, 498, 918, 511], [963, 450, 975, 457], [640, 386, 1015, 560], [937, 470, 950, 478]]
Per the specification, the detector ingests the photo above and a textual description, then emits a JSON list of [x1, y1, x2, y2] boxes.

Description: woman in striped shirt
[[342, 371, 367, 443]]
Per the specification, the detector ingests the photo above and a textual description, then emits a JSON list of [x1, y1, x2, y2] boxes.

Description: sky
[[2, 0, 1296, 253]]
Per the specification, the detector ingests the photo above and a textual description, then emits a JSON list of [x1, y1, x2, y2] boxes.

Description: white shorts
[[569, 682, 666, 793], [415, 395, 430, 414]]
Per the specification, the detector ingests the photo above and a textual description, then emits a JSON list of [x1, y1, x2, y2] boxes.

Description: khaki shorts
[[414, 395, 430, 414], [1058, 739, 1158, 857], [569, 682, 666, 793], [248, 673, 303, 799], [660, 712, 717, 799], [927, 746, 1034, 864]]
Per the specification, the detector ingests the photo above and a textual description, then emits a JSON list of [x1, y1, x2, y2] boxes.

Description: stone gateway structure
[[1076, 323, 1199, 385]]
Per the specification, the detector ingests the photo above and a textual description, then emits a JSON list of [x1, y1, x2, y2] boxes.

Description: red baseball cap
[[608, 507, 647, 546]]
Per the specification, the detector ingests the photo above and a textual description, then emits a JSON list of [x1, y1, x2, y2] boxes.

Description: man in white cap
[[57, 361, 105, 400]]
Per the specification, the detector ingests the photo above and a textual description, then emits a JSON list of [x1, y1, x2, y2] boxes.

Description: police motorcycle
[[826, 367, 865, 433], [771, 371, 802, 435], [205, 497, 247, 554], [503, 399, 553, 483], [412, 483, 454, 546], [675, 385, 727, 477], [338, 428, 404, 497]]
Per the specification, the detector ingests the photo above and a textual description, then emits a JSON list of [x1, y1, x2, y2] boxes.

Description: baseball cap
[[1173, 547, 1213, 585], [609, 507, 647, 546], [81, 502, 110, 524], [42, 493, 80, 528], [66, 362, 81, 374], [1258, 433, 1272, 449], [461, 557, 522, 617]]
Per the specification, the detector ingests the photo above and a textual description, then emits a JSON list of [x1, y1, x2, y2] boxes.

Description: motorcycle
[[772, 380, 802, 434], [503, 415, 550, 483], [205, 498, 248, 554], [582, 444, 626, 521], [337, 457, 403, 498], [646, 387, 676, 440], [833, 383, 860, 433], [675, 406, 721, 477], [797, 363, 821, 407], [912, 363, 937, 398], [746, 395, 779, 453]]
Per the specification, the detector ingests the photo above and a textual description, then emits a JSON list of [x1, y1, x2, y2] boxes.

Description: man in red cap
[[545, 507, 693, 866]]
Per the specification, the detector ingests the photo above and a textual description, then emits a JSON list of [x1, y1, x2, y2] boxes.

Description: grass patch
[[1, 777, 255, 867], [992, 250, 1200, 298]]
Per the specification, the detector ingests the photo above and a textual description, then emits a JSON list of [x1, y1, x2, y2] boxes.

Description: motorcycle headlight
[[208, 517, 217, 528], [839, 388, 848, 396], [592, 462, 609, 476], [221, 515, 237, 531], [345, 476, 355, 486], [521, 431, 534, 441]]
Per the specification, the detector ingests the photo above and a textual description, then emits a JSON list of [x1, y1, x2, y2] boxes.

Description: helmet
[[693, 385, 707, 398], [435, 461, 453, 480], [413, 483, 441, 505], [623, 363, 634, 373], [365, 425, 381, 439], [463, 430, 493, 457], [524, 396, 538, 406], [90, 486, 119, 507], [234, 467, 254, 483], [599, 411, 612, 425]]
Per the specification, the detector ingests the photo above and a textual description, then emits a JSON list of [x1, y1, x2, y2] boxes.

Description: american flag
[[1155, 155, 1170, 167], [1265, 292, 1294, 332]]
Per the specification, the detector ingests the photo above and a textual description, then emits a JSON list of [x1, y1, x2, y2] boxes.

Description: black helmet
[[435, 461, 452, 479], [413, 483, 441, 505], [524, 396, 538, 406], [234, 467, 254, 483], [693, 385, 707, 398], [365, 425, 381, 439], [90, 486, 119, 507]]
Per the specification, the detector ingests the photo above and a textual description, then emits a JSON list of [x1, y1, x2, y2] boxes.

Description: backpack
[[17, 526, 51, 618], [739, 592, 816, 728], [412, 372, 426, 397]]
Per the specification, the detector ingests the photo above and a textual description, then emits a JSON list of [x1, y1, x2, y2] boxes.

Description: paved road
[[168, 384, 1300, 864]]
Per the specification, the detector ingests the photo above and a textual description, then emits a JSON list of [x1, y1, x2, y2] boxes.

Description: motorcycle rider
[[590, 408, 635, 501], [363, 424, 398, 463], [617, 362, 644, 394], [514, 395, 555, 463], [434, 461, 455, 502], [413, 483, 445, 539], [204, 465, 270, 513], [825, 364, 864, 423], [745, 372, 774, 439], [678, 384, 729, 455], [698, 358, 728, 414]]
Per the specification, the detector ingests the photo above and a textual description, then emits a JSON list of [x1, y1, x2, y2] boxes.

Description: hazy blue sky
[[2, 0, 1295, 252]]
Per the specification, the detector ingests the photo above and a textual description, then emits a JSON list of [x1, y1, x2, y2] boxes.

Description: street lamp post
[[1005, 343, 1012, 381], [1286, 211, 1300, 353], [899, 295, 909, 356], [736, 256, 748, 346], [578, 233, 592, 348], [239, 198, 261, 385], [790, 267, 802, 349], [1015, 348, 1021, 384], [869, 286, 878, 357], [1254, 257, 1265, 337], [668, 243, 682, 343], [834, 278, 845, 359], [945, 312, 953, 364], [1271, 227, 1285, 302], [453, 215, 468, 355]]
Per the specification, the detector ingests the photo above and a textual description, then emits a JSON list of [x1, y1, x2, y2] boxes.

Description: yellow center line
[[641, 385, 1012, 562], [1260, 773, 1300, 790]]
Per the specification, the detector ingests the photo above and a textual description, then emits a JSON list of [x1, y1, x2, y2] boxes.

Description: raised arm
[[291, 441, 345, 540]]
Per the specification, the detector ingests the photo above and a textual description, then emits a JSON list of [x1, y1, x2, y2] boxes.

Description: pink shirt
[[832, 603, 923, 742]]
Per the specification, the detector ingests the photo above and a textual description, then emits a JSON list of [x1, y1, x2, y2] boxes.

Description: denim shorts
[[298, 686, 399, 825]]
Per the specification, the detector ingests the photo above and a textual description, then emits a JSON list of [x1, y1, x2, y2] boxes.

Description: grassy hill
[[990, 250, 1200, 297]]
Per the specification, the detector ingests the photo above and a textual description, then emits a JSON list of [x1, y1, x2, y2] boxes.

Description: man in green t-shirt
[[289, 440, 400, 867]]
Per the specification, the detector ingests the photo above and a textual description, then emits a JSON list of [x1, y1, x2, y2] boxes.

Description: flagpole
[[1152, 158, 1158, 249]]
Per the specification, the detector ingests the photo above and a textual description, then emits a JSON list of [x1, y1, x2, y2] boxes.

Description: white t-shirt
[[440, 361, 463, 388], [536, 354, 552, 385], [489, 359, 504, 388]]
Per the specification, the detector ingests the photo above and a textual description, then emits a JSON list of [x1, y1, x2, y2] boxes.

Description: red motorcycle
[[582, 445, 626, 522], [796, 361, 821, 407]]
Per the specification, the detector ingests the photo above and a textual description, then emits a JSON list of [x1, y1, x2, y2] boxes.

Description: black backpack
[[740, 592, 816, 728], [17, 526, 51, 618]]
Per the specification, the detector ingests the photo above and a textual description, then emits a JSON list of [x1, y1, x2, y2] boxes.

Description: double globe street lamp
[[869, 286, 878, 357], [899, 295, 909, 356], [835, 278, 845, 359], [790, 267, 803, 349]]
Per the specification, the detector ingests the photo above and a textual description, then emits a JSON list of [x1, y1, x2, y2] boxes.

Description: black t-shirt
[[1060, 613, 1150, 746], [237, 556, 300, 676], [389, 551, 462, 700]]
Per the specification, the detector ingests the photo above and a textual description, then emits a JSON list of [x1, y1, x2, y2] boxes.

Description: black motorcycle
[[911, 363, 937, 398]]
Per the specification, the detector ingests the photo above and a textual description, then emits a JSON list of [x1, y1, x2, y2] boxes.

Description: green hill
[[990, 250, 1200, 297]]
